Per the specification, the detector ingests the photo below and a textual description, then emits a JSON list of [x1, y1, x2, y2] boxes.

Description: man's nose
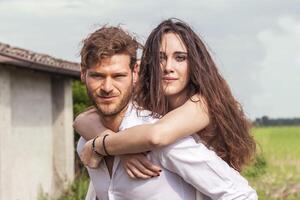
[[101, 78, 113, 94]]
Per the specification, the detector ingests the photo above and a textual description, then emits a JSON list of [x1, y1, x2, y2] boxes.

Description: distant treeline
[[254, 116, 300, 126]]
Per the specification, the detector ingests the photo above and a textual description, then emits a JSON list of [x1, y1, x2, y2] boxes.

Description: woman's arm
[[75, 108, 163, 178], [95, 94, 209, 155], [73, 107, 111, 140]]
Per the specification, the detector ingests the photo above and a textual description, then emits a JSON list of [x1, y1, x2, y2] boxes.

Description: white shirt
[[77, 105, 257, 200]]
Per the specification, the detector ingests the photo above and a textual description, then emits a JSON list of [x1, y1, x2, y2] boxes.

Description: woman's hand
[[121, 153, 162, 179], [80, 139, 103, 168]]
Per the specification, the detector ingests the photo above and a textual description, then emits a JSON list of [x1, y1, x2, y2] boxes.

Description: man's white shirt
[[77, 104, 257, 200]]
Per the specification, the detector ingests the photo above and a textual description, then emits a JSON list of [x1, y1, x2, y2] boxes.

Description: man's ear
[[132, 62, 139, 85], [81, 69, 86, 83]]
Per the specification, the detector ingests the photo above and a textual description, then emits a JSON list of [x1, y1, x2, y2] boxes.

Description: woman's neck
[[167, 90, 189, 111]]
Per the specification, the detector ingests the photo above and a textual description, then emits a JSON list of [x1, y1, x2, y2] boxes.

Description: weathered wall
[[0, 67, 12, 200], [51, 76, 74, 199], [0, 66, 74, 200]]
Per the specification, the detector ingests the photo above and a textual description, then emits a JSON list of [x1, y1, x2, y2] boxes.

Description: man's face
[[82, 54, 137, 116]]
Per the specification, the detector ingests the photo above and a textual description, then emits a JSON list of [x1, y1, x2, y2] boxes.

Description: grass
[[38, 170, 90, 200], [244, 126, 300, 199]]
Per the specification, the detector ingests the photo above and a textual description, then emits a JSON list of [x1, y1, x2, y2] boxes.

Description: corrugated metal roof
[[0, 42, 80, 78]]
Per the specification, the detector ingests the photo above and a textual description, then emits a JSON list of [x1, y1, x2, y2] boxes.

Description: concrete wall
[[0, 67, 12, 200], [51, 76, 74, 199], [0, 66, 74, 200]]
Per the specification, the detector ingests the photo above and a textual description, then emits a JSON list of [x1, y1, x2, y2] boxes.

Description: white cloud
[[254, 15, 300, 118], [0, 0, 300, 118]]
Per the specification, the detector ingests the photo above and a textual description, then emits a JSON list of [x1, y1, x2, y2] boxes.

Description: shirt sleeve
[[156, 137, 258, 200], [85, 181, 97, 200], [76, 137, 98, 200], [76, 137, 87, 155]]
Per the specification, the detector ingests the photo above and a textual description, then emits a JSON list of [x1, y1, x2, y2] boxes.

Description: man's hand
[[121, 153, 162, 179], [80, 139, 103, 168]]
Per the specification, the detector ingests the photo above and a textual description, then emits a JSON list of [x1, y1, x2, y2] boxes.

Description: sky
[[0, 0, 299, 119]]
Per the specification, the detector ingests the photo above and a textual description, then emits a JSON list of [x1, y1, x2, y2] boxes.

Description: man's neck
[[99, 104, 129, 132], [98, 104, 130, 178]]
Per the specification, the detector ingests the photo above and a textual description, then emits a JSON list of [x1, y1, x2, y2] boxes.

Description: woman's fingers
[[125, 167, 136, 179], [121, 153, 162, 179], [126, 163, 152, 179], [131, 159, 159, 177], [139, 158, 162, 174]]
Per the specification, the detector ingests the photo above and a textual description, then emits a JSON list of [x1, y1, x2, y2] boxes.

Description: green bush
[[72, 80, 91, 117], [72, 80, 92, 143], [243, 154, 267, 178]]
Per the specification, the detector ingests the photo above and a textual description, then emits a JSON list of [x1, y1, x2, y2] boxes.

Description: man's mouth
[[98, 95, 118, 102]]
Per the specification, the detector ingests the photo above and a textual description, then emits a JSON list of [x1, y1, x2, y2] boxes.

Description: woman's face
[[159, 32, 189, 97]]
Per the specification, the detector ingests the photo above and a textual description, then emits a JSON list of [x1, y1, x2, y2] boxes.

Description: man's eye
[[115, 75, 126, 78]]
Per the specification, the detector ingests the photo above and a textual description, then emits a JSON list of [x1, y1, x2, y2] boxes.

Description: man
[[75, 26, 257, 200]]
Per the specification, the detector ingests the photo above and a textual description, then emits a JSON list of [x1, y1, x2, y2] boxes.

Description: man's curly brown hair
[[80, 26, 140, 71]]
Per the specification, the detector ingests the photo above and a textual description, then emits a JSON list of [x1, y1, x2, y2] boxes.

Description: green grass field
[[245, 126, 300, 199]]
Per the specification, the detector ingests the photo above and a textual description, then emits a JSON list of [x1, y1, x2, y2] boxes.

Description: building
[[0, 42, 80, 200]]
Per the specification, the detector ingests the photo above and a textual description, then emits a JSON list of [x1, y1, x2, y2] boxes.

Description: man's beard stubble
[[87, 86, 133, 117]]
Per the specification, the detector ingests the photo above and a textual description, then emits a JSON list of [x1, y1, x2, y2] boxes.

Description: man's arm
[[156, 137, 258, 200]]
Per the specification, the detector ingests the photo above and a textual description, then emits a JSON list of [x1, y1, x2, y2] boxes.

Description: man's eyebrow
[[87, 71, 103, 75], [87, 71, 129, 76]]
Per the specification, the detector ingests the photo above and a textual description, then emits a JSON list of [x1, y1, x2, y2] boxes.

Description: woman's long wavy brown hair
[[134, 18, 256, 171]]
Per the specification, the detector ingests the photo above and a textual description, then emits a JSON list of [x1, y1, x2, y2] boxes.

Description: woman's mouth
[[163, 77, 177, 83]]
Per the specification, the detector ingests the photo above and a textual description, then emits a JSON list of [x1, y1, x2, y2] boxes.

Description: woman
[[75, 19, 256, 180]]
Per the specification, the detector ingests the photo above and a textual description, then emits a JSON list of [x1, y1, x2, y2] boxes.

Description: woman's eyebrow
[[174, 51, 188, 55], [160, 51, 187, 54]]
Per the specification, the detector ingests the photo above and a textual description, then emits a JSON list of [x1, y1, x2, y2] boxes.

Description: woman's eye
[[159, 54, 166, 61], [159, 55, 167, 65], [175, 55, 187, 62]]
